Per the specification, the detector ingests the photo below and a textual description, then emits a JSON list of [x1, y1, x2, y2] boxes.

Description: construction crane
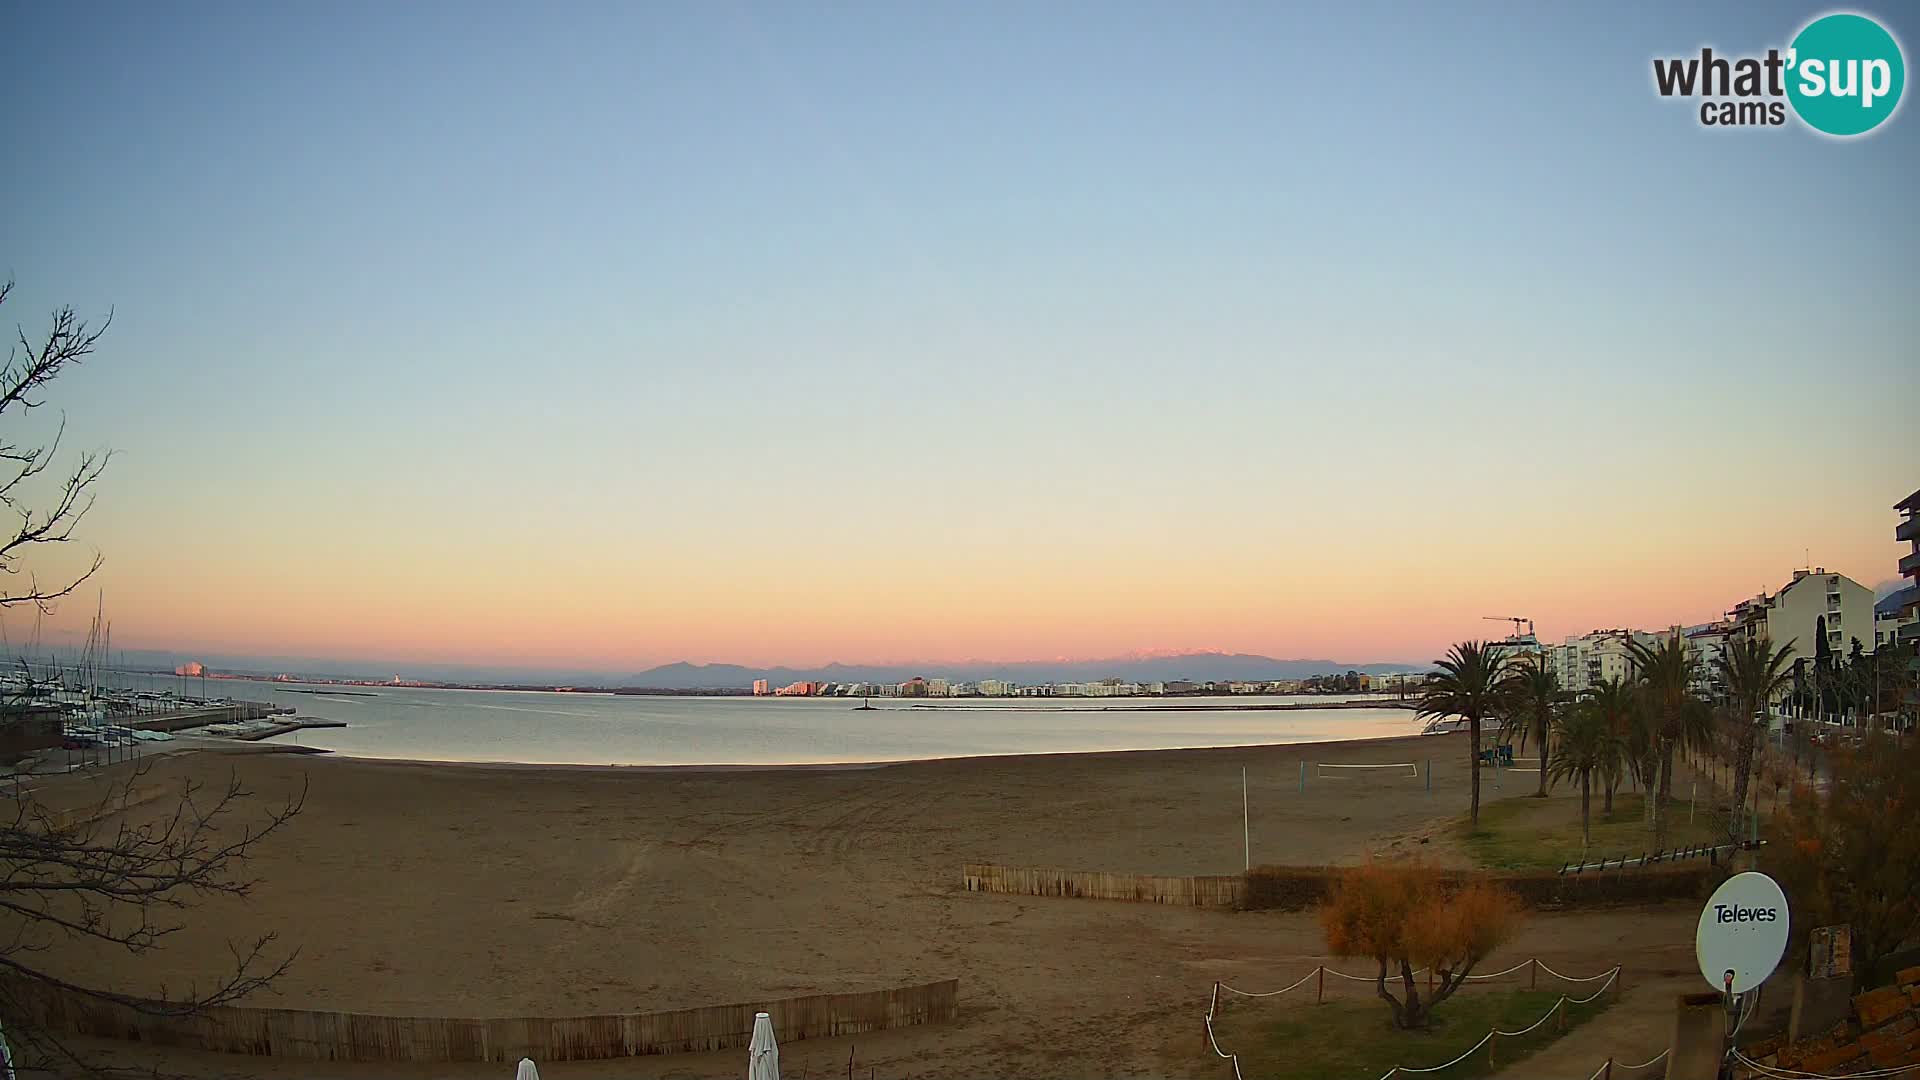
[[1483, 616, 1535, 638]]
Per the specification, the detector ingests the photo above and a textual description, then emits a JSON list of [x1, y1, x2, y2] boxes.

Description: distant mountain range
[[76, 648, 1425, 689], [625, 653, 1425, 690]]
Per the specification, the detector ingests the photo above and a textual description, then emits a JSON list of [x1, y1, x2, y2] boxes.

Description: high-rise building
[[752, 678, 769, 696], [1895, 488, 1920, 719], [1684, 623, 1733, 698], [1548, 630, 1654, 696]]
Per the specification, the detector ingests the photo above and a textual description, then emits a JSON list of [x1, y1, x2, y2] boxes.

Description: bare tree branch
[[0, 280, 113, 613], [0, 278, 296, 1078]]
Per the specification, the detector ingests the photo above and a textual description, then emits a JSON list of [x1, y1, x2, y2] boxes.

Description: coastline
[[287, 726, 1444, 775], [35, 726, 1699, 1080]]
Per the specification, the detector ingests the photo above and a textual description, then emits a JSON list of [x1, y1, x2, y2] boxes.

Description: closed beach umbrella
[[514, 1058, 539, 1080], [748, 1011, 781, 1080]]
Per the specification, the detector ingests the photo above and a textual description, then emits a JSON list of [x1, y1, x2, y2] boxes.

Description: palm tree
[[1547, 704, 1624, 859], [1624, 631, 1702, 848], [1586, 677, 1636, 815], [1501, 654, 1562, 798], [1713, 634, 1795, 844], [1417, 641, 1515, 827]]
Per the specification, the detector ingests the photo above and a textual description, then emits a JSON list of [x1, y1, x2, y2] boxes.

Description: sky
[[1, 2, 1915, 674]]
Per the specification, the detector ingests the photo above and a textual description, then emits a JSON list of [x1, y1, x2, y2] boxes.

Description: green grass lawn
[[1209, 987, 1614, 1080], [1460, 792, 1734, 870]]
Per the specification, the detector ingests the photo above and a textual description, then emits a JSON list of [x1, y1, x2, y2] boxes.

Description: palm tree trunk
[[1581, 772, 1592, 855], [1535, 714, 1549, 798], [1468, 717, 1482, 826], [1729, 703, 1756, 845], [1655, 733, 1676, 847], [1603, 777, 1615, 816]]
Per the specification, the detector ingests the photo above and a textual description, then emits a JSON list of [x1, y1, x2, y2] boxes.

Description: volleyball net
[[1314, 762, 1420, 780]]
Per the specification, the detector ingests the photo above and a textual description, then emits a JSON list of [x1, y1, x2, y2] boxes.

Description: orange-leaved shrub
[[1319, 859, 1523, 1029]]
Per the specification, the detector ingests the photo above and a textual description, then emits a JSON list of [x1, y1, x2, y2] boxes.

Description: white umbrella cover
[[747, 1011, 781, 1080], [515, 1057, 540, 1080]]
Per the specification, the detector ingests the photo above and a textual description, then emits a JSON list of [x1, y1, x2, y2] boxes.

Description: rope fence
[[1202, 982, 1247, 1080], [1203, 961, 1623, 1080], [1220, 957, 1619, 999], [1732, 1048, 1920, 1079], [1582, 1048, 1670, 1079]]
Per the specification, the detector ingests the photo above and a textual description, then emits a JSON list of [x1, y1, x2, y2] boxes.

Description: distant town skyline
[[4, 3, 1915, 668]]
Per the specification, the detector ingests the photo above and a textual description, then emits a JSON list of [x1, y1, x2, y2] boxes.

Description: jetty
[[132, 700, 293, 733], [232, 717, 347, 742]]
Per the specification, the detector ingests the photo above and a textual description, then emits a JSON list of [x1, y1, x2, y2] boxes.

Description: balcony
[[1899, 514, 1920, 543], [1902, 549, 1920, 576]]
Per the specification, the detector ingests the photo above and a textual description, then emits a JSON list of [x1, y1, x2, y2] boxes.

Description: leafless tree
[[0, 279, 304, 1077], [1, 765, 304, 1077], [0, 279, 111, 615]]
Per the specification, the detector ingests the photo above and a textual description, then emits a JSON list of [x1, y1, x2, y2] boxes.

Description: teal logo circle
[[1786, 13, 1905, 136]]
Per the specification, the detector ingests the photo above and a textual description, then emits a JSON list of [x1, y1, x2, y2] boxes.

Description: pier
[[131, 700, 294, 733], [232, 717, 347, 742]]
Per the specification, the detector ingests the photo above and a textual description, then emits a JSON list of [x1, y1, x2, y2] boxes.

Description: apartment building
[[1548, 629, 1655, 695], [1728, 567, 1875, 660]]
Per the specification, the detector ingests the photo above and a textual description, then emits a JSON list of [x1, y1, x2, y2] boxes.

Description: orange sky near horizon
[[12, 455, 1910, 671]]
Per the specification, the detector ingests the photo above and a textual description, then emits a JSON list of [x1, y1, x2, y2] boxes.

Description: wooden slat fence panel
[[963, 862, 1245, 908], [7, 978, 958, 1063]]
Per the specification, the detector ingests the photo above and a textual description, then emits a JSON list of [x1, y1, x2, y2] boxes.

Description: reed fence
[[8, 977, 958, 1063]]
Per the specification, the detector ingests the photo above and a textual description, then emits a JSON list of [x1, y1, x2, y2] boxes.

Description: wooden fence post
[[1556, 997, 1567, 1033], [1530, 958, 1538, 990], [1316, 965, 1325, 1005], [1603, 1057, 1613, 1079]]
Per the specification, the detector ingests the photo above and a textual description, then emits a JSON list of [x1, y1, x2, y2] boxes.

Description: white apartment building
[[1728, 567, 1876, 664], [926, 678, 951, 697], [1548, 629, 1656, 695], [977, 679, 1016, 696], [1487, 633, 1545, 669], [1368, 672, 1425, 694], [1685, 622, 1732, 697], [1053, 680, 1142, 697]]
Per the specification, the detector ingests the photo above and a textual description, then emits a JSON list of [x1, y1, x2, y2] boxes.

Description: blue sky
[[2, 2, 1915, 669]]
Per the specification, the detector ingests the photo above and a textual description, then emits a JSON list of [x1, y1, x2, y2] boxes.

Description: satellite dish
[[1696, 871, 1789, 995]]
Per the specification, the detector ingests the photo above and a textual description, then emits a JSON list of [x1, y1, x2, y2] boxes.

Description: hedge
[[1240, 862, 1717, 912]]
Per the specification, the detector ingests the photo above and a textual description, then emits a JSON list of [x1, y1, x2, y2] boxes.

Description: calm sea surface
[[121, 675, 1424, 766]]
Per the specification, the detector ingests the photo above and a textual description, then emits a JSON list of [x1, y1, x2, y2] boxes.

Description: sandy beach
[[26, 733, 1710, 1078]]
